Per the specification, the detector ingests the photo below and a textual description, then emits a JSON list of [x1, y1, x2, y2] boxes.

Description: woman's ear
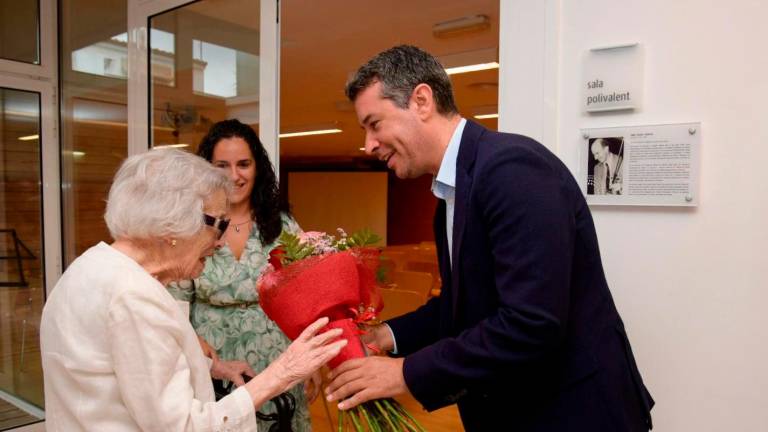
[[158, 236, 177, 249]]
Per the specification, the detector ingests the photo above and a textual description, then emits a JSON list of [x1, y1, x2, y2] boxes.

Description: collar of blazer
[[450, 120, 485, 316]]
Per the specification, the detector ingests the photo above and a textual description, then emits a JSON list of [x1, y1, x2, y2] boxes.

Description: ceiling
[[61, 0, 499, 161], [279, 0, 499, 160]]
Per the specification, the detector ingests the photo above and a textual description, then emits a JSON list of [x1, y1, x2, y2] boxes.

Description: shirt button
[[223, 416, 228, 422]]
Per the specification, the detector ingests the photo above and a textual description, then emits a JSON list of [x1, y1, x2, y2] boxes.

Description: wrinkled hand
[[325, 356, 408, 410], [211, 359, 256, 387], [304, 370, 323, 403], [198, 335, 217, 360], [200, 334, 255, 386], [266, 317, 347, 393]]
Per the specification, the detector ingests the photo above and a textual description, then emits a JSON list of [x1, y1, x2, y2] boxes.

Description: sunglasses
[[203, 214, 230, 239]]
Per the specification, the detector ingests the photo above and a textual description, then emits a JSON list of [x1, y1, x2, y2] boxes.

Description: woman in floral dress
[[168, 119, 316, 432]]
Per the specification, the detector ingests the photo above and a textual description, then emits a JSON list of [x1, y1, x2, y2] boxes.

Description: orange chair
[[418, 241, 437, 251], [379, 289, 427, 321], [389, 270, 433, 300], [405, 260, 442, 297], [380, 250, 408, 271]]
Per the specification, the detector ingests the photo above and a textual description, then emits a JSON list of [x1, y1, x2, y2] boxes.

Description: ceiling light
[[474, 113, 499, 120], [358, 147, 366, 151], [279, 128, 342, 139], [153, 143, 190, 149], [439, 47, 499, 76], [433, 15, 490, 38], [18, 134, 39, 141], [472, 105, 499, 120], [445, 62, 499, 75], [72, 151, 86, 157]]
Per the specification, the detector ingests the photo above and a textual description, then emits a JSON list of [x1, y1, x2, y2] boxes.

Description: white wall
[[500, 1, 768, 430]]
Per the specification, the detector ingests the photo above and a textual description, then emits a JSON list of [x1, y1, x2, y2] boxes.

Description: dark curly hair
[[197, 119, 285, 245]]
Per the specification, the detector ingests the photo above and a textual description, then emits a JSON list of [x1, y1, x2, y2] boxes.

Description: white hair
[[105, 148, 231, 239]]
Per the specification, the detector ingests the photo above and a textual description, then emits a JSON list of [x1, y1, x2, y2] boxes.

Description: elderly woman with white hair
[[40, 149, 346, 431]]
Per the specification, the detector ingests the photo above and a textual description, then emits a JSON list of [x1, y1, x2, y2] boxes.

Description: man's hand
[[360, 323, 395, 354], [304, 370, 323, 403], [325, 357, 408, 410]]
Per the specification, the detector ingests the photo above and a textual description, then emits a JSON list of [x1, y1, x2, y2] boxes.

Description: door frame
[[0, 0, 62, 298], [0, 0, 57, 80], [126, 0, 281, 169], [0, 75, 62, 295], [0, 0, 59, 427]]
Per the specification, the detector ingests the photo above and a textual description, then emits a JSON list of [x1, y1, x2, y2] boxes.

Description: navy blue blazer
[[387, 121, 654, 431]]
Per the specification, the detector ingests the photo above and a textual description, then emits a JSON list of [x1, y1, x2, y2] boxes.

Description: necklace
[[230, 220, 251, 233]]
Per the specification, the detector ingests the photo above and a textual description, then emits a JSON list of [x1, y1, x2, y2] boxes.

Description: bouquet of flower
[[258, 229, 426, 432]]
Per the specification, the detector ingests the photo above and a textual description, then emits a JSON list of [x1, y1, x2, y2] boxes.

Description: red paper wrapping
[[323, 318, 366, 369], [258, 248, 383, 366]]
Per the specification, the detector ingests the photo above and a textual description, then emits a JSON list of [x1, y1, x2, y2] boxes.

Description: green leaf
[[347, 227, 381, 248]]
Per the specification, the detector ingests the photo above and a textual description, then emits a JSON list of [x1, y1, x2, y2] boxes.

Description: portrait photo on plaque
[[587, 137, 624, 196], [579, 122, 700, 207]]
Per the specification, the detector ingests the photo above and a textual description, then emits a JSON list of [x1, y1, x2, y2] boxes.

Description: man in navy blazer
[[326, 45, 654, 431]]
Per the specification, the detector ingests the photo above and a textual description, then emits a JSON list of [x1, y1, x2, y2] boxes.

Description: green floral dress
[[168, 217, 311, 432]]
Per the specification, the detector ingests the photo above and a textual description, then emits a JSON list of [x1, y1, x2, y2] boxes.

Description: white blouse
[[40, 242, 257, 431]]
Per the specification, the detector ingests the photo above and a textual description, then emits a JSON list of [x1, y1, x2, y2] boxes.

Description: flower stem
[[373, 400, 399, 431], [366, 402, 385, 432], [384, 400, 423, 432], [381, 400, 415, 432], [349, 407, 364, 432], [360, 405, 379, 432], [338, 409, 345, 432]]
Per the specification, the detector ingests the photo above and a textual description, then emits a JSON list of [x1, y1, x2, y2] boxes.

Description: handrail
[[0, 228, 37, 288]]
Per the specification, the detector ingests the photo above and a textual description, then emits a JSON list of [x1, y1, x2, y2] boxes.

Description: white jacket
[[40, 242, 257, 431]]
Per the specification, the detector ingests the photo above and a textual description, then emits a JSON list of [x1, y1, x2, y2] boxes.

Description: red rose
[[268, 246, 285, 270]]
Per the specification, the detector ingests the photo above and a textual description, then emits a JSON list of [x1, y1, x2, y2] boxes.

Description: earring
[[171, 239, 177, 247]]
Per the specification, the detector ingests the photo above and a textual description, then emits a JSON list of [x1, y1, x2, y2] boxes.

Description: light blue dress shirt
[[387, 118, 466, 354], [431, 117, 467, 264]]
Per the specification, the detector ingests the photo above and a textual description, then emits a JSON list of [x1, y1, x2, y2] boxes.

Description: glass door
[[0, 0, 59, 429], [0, 75, 60, 431], [127, 0, 280, 165]]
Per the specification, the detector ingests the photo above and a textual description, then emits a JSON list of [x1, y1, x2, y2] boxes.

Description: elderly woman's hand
[[211, 359, 256, 387], [197, 334, 256, 386], [243, 317, 346, 409], [197, 335, 218, 360], [270, 317, 346, 389]]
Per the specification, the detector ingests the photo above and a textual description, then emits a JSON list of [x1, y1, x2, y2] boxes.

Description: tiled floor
[[0, 398, 40, 430]]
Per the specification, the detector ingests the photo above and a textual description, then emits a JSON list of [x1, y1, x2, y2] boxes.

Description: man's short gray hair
[[105, 148, 231, 239], [345, 45, 459, 116]]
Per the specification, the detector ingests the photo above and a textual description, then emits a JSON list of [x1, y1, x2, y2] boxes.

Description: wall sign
[[583, 43, 643, 113], [580, 122, 701, 207]]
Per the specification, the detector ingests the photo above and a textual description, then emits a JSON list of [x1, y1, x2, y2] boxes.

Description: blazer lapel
[[450, 120, 482, 318], [433, 199, 451, 287]]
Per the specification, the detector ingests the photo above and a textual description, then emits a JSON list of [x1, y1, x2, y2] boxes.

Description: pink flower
[[298, 231, 337, 255], [298, 231, 325, 243]]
